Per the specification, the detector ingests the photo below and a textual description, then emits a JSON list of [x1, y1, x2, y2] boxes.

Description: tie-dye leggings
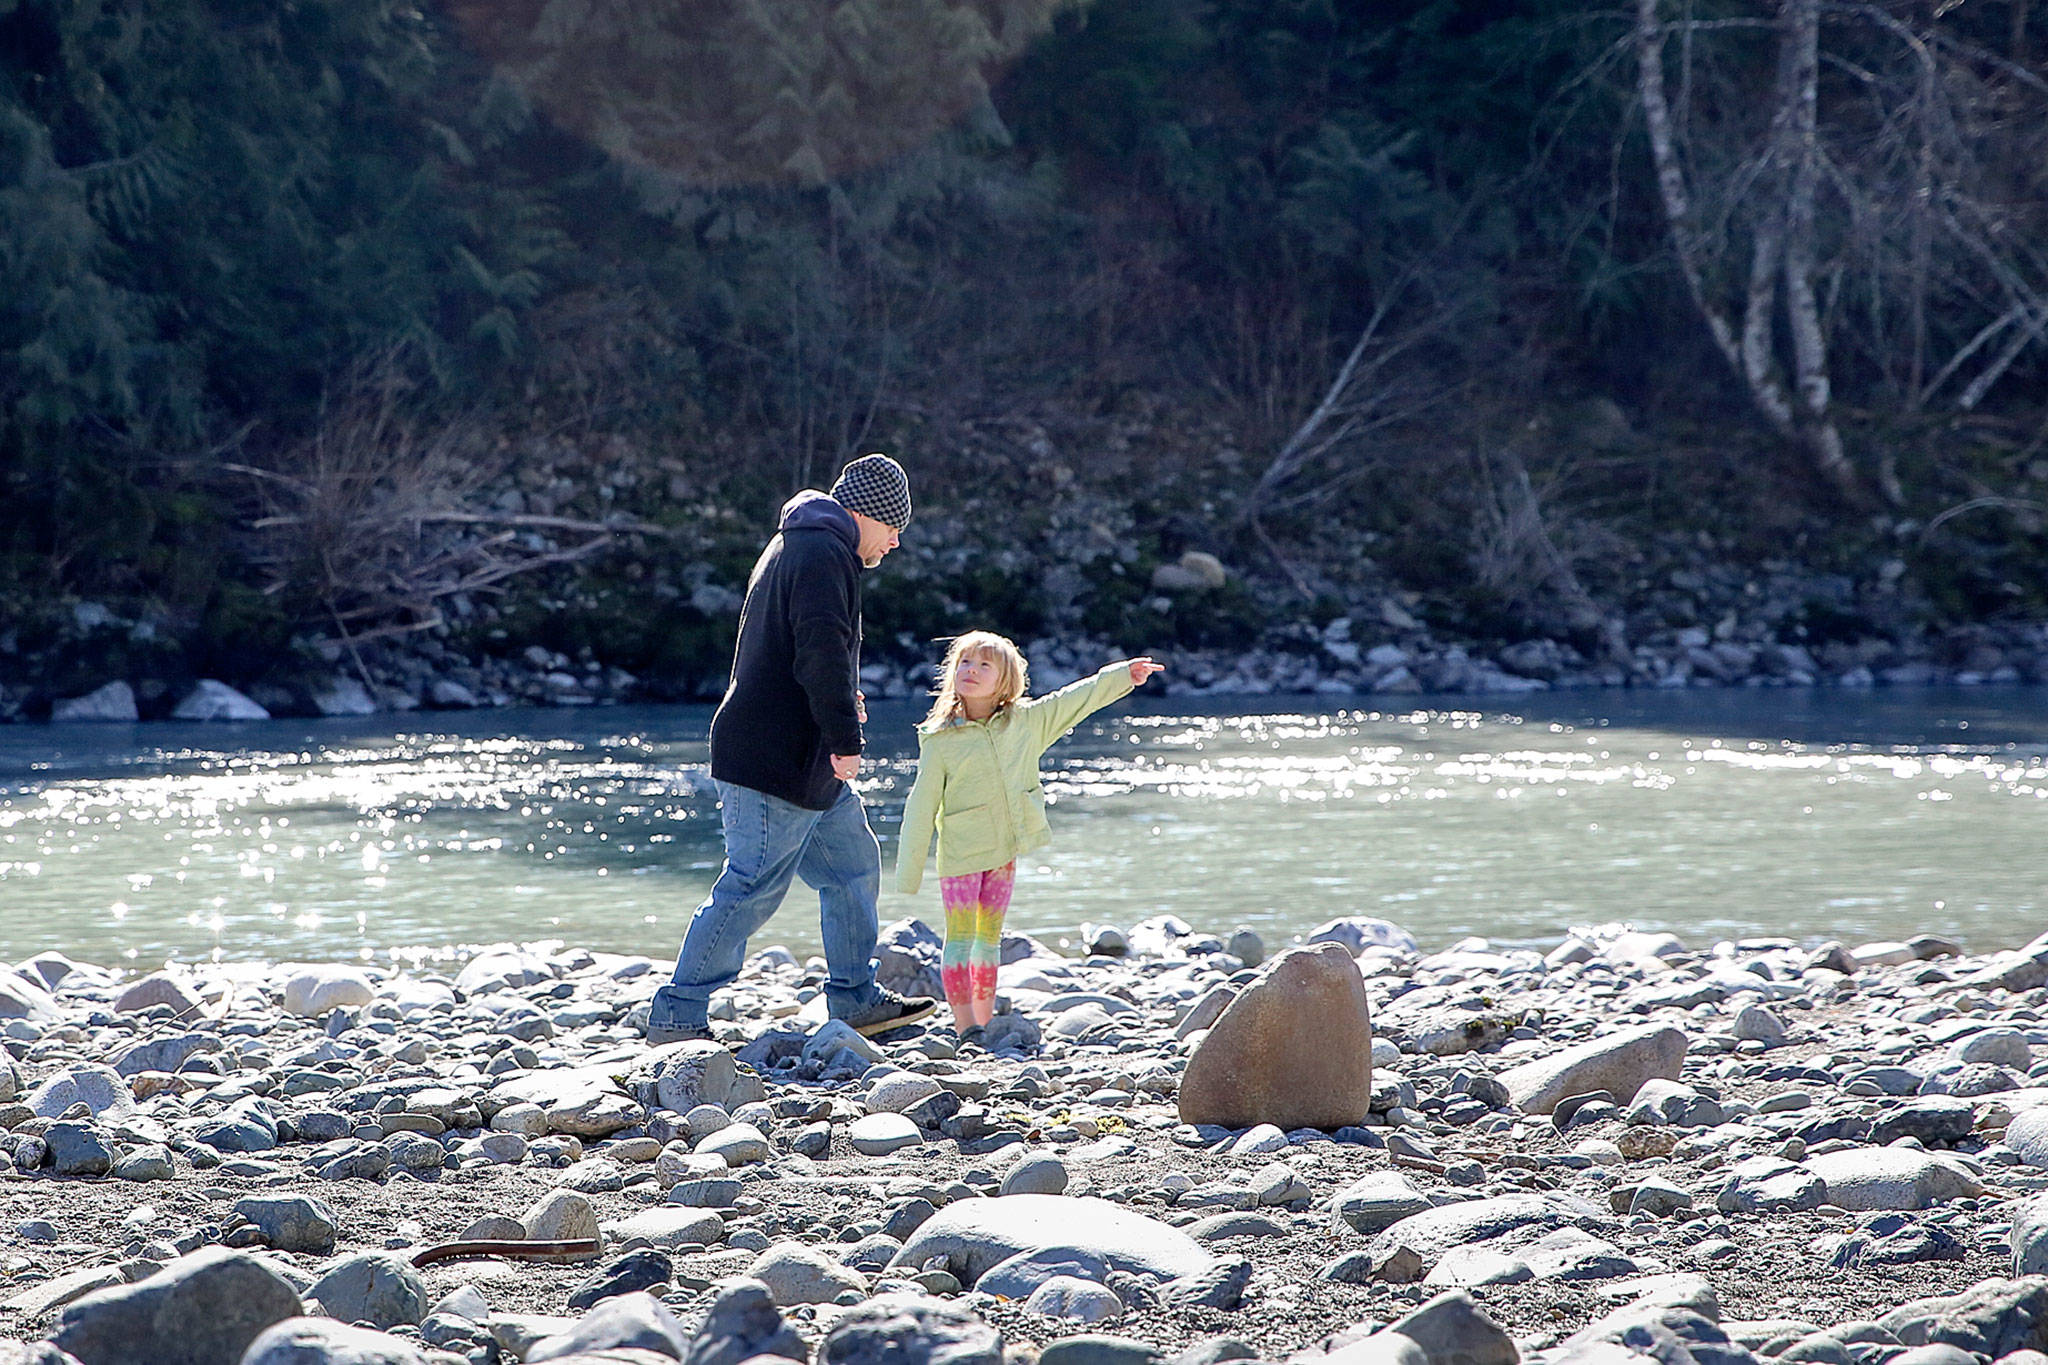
[[939, 861, 1015, 1028]]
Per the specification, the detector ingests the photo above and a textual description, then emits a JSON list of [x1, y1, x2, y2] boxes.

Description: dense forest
[[3, 0, 2046, 713]]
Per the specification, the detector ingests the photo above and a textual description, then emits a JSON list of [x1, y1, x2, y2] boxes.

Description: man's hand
[[1127, 656, 1166, 685], [831, 753, 862, 782], [856, 690, 867, 724]]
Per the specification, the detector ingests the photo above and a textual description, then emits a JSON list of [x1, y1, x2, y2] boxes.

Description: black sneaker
[[645, 1020, 716, 1045], [838, 987, 938, 1038]]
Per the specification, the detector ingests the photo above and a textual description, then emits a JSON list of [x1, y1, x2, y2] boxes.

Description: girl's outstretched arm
[[895, 739, 944, 895], [1019, 658, 1159, 750]]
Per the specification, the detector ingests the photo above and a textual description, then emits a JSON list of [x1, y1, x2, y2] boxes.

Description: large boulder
[[1625, 1080, 1724, 1129], [522, 1191, 601, 1243], [1314, 1334, 1428, 1365], [602, 1208, 726, 1251], [192, 1096, 279, 1153], [1178, 943, 1373, 1130], [890, 1195, 1216, 1288], [977, 1249, 1110, 1301], [312, 677, 380, 717], [52, 1248, 302, 1365], [45, 1124, 114, 1177], [1498, 1024, 1688, 1115], [1716, 1158, 1827, 1215]]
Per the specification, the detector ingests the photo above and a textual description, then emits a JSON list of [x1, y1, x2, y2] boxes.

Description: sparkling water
[[1, 689, 2043, 969]]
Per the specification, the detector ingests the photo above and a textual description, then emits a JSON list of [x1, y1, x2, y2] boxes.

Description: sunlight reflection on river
[[1, 688, 2043, 968]]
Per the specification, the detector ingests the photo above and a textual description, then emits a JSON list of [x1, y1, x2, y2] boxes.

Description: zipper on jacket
[[982, 725, 1017, 844]]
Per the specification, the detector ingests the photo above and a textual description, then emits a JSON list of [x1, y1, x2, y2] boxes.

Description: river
[[1, 687, 2043, 971]]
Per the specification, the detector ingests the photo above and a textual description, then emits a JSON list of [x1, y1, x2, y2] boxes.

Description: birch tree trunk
[[1778, 0, 1858, 499], [1634, 0, 1864, 502]]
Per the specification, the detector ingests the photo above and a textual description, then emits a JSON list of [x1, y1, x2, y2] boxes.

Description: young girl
[[896, 631, 1165, 1035]]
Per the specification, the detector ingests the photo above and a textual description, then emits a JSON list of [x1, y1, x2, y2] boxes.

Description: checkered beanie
[[830, 453, 912, 529]]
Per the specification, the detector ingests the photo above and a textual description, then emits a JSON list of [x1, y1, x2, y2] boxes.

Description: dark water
[[1, 687, 2043, 970]]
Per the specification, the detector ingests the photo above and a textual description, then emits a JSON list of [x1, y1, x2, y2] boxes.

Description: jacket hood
[[779, 489, 859, 554]]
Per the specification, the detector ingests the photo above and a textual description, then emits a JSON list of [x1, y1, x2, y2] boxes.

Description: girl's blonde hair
[[921, 631, 1029, 729]]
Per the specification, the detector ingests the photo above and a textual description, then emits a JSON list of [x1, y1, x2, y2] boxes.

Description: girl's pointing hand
[[1126, 657, 1166, 685]]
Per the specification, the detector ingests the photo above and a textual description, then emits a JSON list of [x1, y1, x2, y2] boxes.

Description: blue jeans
[[648, 779, 881, 1033]]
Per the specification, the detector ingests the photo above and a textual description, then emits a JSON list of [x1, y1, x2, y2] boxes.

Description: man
[[646, 453, 937, 1043]]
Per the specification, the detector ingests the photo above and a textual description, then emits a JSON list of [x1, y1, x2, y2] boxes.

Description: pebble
[[6, 919, 2048, 1365]]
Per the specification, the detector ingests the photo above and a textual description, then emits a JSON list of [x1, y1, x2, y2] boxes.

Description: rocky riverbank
[[7, 418, 2048, 724], [12, 594, 2048, 728], [5, 916, 2048, 1365]]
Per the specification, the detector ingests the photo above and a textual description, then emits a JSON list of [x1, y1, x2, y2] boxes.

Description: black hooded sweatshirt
[[708, 491, 864, 810]]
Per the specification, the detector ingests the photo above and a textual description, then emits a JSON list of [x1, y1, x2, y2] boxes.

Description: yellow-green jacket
[[895, 663, 1136, 893]]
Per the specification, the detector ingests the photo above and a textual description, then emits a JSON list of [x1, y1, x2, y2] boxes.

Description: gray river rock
[[2009, 1109, 2048, 1168], [1801, 1148, 1983, 1212], [51, 1248, 302, 1365], [1366, 1193, 1610, 1269], [891, 1195, 1216, 1288], [1498, 1025, 1689, 1115], [7, 916, 2048, 1365]]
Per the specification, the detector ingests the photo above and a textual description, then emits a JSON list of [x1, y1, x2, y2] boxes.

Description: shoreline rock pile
[[4, 919, 2048, 1365], [12, 585, 2048, 725]]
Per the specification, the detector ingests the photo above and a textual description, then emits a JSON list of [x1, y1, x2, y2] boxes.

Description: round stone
[[1000, 1152, 1070, 1197], [849, 1113, 921, 1156]]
